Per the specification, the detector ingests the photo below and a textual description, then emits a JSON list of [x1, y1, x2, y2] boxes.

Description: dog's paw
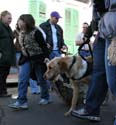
[[64, 111, 71, 116]]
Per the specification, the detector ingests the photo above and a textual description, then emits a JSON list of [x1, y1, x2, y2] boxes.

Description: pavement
[[0, 87, 116, 125]]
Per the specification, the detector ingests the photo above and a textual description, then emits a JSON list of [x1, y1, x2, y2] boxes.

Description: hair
[[15, 23, 20, 31], [18, 14, 35, 32], [83, 22, 89, 26], [0, 10, 11, 20]]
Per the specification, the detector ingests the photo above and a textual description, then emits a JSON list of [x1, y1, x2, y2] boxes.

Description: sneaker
[[32, 91, 40, 94], [8, 101, 28, 109], [72, 108, 101, 122], [38, 99, 52, 105]]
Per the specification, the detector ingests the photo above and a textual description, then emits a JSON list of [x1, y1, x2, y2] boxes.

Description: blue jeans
[[17, 61, 49, 104], [49, 50, 61, 59], [17, 62, 30, 104], [114, 119, 116, 125], [80, 50, 91, 57], [47, 50, 61, 88], [16, 52, 39, 92], [85, 37, 108, 115]]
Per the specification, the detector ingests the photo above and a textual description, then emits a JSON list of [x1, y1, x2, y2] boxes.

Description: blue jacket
[[99, 0, 116, 39]]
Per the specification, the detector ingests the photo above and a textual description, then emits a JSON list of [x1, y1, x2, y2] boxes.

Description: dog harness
[[69, 56, 93, 80]]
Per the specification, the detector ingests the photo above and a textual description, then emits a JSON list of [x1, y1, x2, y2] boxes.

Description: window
[[64, 8, 79, 54], [28, 0, 46, 25]]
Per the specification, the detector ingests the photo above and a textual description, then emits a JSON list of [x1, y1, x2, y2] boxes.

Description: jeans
[[47, 50, 61, 88], [114, 119, 116, 125], [17, 61, 49, 104], [29, 79, 40, 93], [17, 62, 30, 104], [80, 50, 91, 57], [16, 52, 39, 93], [49, 50, 61, 59], [85, 37, 108, 115]]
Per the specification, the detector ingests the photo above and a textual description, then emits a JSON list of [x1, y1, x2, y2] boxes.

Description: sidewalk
[[0, 87, 116, 125]]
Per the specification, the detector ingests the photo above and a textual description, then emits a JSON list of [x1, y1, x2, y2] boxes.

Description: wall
[[0, 0, 92, 54], [0, 0, 28, 29]]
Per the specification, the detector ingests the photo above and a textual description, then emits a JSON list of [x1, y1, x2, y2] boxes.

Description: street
[[0, 87, 116, 125]]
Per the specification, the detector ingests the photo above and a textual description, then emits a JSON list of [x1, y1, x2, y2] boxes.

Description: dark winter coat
[[0, 21, 16, 67], [40, 19, 66, 51]]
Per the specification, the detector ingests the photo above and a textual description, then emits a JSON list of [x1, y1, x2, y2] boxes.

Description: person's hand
[[44, 58, 50, 64], [46, 43, 52, 49], [61, 45, 68, 52]]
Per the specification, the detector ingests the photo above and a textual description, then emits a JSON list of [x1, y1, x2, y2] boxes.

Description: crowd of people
[[0, 10, 67, 108], [0, 0, 116, 124]]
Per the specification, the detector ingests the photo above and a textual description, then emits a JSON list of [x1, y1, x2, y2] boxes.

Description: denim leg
[[85, 37, 108, 115], [49, 50, 61, 59], [35, 63, 49, 100], [17, 61, 30, 104], [105, 39, 116, 96], [16, 52, 21, 64], [29, 79, 39, 93], [48, 50, 61, 89], [80, 50, 91, 57]]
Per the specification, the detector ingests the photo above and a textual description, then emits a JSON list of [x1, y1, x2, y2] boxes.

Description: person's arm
[[34, 29, 49, 58], [75, 33, 84, 46], [57, 25, 68, 50]]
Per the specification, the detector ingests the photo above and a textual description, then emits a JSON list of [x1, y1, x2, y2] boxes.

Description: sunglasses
[[54, 17, 59, 20]]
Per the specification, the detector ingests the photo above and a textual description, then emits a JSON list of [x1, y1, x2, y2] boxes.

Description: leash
[[78, 37, 93, 61]]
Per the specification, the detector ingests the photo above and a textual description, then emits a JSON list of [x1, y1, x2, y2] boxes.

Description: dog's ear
[[58, 59, 68, 72]]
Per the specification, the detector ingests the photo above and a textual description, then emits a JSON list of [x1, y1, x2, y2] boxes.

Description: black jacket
[[0, 21, 16, 67], [40, 19, 66, 51]]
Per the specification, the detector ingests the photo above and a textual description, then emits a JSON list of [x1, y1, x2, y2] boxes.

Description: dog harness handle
[[78, 37, 93, 61]]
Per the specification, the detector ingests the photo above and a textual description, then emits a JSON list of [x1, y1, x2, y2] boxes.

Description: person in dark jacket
[[72, 0, 116, 123], [0, 10, 16, 97], [39, 11, 68, 90], [39, 11, 68, 59], [9, 14, 51, 109]]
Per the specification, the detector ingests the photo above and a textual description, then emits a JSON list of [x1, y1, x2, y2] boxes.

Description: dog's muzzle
[[43, 73, 57, 81]]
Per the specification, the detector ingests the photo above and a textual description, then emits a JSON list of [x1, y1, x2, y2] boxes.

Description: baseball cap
[[50, 11, 62, 19]]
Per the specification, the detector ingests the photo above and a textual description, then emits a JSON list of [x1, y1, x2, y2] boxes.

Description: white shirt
[[51, 24, 58, 50], [75, 32, 89, 50]]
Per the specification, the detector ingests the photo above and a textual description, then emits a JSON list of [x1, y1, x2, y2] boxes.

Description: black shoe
[[0, 93, 12, 97], [72, 108, 101, 122]]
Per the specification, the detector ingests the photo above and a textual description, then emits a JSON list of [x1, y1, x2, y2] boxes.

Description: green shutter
[[38, 1, 46, 24], [28, 0, 46, 25], [64, 8, 79, 54]]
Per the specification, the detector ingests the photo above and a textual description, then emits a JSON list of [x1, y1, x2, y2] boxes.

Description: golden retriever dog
[[44, 55, 93, 116]]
